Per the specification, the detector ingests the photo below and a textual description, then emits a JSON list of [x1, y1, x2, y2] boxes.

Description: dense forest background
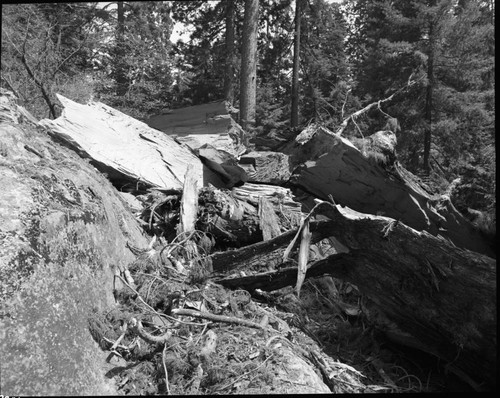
[[1, 0, 495, 237]]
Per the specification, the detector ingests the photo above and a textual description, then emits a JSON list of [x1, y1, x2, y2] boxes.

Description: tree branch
[[171, 308, 267, 331], [335, 74, 425, 136]]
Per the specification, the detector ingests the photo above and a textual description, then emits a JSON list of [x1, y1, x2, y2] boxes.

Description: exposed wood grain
[[239, 151, 291, 184], [258, 195, 282, 241], [178, 164, 199, 235]]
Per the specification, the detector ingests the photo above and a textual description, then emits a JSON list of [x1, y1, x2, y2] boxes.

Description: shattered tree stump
[[197, 184, 302, 248]]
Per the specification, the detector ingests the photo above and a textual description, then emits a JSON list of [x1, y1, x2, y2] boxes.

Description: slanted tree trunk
[[283, 123, 494, 257], [290, 0, 302, 128], [223, 0, 236, 104], [240, 0, 259, 133]]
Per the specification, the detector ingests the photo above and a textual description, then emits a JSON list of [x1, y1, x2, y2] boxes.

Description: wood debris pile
[[40, 95, 496, 393]]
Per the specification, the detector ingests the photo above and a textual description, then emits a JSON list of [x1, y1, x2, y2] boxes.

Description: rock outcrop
[[0, 90, 149, 395]]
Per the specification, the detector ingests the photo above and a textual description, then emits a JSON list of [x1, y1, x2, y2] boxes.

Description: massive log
[[38, 94, 217, 191], [283, 124, 493, 257], [214, 203, 496, 391]]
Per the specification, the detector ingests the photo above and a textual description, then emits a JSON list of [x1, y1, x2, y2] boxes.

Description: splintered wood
[[258, 196, 281, 240], [178, 164, 199, 235], [295, 218, 311, 297]]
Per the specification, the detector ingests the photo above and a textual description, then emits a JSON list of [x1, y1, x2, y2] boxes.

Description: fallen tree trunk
[[283, 124, 494, 257], [208, 219, 341, 274], [214, 203, 496, 391]]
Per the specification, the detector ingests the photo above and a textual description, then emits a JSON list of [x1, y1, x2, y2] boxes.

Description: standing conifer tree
[[240, 0, 259, 133], [224, 0, 236, 104], [291, 0, 302, 127], [115, 1, 127, 97]]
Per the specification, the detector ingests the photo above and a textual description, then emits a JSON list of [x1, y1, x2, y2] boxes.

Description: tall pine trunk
[[224, 0, 236, 104], [423, 22, 434, 174], [291, 0, 302, 128], [115, 1, 127, 97], [240, 0, 259, 133]]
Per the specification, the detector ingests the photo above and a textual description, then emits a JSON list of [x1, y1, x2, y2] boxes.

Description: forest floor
[[87, 192, 473, 394]]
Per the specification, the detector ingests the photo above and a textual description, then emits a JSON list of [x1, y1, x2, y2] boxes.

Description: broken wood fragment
[[196, 184, 302, 249], [197, 144, 248, 188], [171, 308, 266, 330], [258, 196, 281, 241], [208, 219, 340, 274], [146, 100, 247, 158], [178, 164, 199, 235], [178, 164, 199, 259], [296, 218, 311, 297]]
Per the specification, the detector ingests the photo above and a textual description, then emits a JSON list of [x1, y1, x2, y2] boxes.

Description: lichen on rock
[[0, 90, 148, 396]]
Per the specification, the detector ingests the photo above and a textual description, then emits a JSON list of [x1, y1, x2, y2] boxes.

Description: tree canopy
[[1, 0, 495, 231]]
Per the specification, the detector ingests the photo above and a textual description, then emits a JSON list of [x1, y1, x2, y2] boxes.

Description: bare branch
[[335, 74, 425, 136]]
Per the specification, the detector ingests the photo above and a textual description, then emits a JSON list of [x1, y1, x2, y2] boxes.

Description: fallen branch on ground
[[171, 308, 268, 331]]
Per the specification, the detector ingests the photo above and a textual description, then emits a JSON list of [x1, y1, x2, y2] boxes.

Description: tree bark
[[223, 0, 236, 104], [39, 94, 206, 191], [291, 0, 302, 128], [258, 196, 282, 241], [423, 17, 434, 174], [240, 0, 259, 133]]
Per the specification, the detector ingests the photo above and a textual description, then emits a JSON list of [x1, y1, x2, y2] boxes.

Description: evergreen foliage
[[94, 1, 174, 120], [1, 3, 101, 118], [346, 0, 494, 213], [300, 0, 351, 129], [0, 0, 494, 230], [170, 1, 230, 106]]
